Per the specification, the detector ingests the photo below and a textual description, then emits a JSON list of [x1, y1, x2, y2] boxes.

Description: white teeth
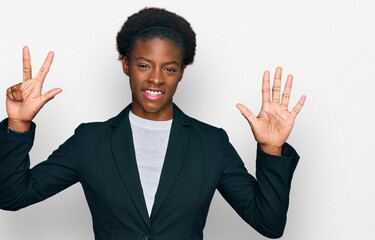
[[144, 90, 163, 96]]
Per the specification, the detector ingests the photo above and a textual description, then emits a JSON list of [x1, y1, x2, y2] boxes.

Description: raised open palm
[[237, 67, 306, 155], [6, 47, 62, 131]]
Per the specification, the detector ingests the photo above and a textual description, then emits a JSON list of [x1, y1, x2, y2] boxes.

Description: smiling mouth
[[143, 89, 164, 96]]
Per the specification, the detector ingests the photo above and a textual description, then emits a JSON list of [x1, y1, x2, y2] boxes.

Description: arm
[[0, 119, 81, 211], [218, 130, 299, 238], [0, 46, 70, 210], [220, 67, 305, 237]]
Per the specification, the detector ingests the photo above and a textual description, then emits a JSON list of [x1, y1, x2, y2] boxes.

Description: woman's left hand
[[236, 67, 306, 156]]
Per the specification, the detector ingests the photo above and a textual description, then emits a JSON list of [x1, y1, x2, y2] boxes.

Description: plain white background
[[1, 0, 374, 239]]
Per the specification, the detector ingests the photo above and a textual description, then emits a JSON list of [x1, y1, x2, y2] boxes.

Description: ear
[[122, 57, 130, 76]]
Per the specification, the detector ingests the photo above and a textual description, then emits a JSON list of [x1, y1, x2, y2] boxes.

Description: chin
[[141, 103, 165, 113], [143, 108, 160, 113]]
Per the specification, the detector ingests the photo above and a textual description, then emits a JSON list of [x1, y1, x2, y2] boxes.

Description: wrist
[[8, 119, 31, 132], [259, 143, 282, 156]]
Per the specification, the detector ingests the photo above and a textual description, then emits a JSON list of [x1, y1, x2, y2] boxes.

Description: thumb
[[236, 103, 257, 128], [40, 88, 63, 105]]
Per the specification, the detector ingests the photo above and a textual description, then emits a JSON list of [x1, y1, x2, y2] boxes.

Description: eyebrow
[[135, 57, 180, 66]]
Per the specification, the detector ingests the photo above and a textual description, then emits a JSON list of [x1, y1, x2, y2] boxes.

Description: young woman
[[0, 7, 306, 240]]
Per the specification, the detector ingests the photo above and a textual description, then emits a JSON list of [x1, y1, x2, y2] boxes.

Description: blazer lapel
[[150, 104, 192, 220], [110, 104, 151, 230]]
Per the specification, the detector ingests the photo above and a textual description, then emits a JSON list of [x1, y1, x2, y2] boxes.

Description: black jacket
[[0, 104, 299, 239]]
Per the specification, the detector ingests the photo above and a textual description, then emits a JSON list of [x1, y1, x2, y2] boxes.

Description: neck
[[130, 102, 173, 121]]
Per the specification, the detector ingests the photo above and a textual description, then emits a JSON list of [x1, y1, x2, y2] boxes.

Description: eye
[[137, 64, 149, 69], [165, 68, 177, 73]]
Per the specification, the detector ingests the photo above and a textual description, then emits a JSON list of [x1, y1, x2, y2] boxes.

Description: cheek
[[128, 77, 134, 89], [128, 72, 142, 90], [168, 81, 180, 95], [129, 78, 140, 96]]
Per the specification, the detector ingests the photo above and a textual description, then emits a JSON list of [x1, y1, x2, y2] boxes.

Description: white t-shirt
[[129, 111, 172, 216]]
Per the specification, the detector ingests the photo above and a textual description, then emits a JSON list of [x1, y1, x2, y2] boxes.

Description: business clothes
[[0, 104, 299, 240]]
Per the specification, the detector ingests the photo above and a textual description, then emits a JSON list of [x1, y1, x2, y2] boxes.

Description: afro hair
[[116, 7, 196, 66]]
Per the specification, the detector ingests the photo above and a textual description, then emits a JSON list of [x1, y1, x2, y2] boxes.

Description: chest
[[76, 135, 223, 218]]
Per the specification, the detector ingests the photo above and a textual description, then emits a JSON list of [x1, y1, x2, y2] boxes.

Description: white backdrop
[[1, 0, 374, 239]]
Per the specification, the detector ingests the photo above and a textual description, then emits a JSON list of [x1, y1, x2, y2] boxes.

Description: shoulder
[[182, 113, 228, 144], [75, 104, 131, 135], [188, 115, 221, 133], [75, 119, 112, 134], [73, 112, 127, 142], [173, 104, 228, 142]]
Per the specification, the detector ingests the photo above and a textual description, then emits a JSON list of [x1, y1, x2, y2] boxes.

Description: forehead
[[130, 38, 183, 64]]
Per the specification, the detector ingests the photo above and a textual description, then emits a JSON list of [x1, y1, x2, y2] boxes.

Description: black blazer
[[0, 104, 299, 240]]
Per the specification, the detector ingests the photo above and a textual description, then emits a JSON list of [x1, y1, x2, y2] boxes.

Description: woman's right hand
[[6, 46, 62, 132]]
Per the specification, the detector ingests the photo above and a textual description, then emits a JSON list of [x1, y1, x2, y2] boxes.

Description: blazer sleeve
[[217, 129, 299, 239], [0, 118, 82, 211]]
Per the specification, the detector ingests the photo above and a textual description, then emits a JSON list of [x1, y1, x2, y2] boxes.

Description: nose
[[148, 68, 164, 85]]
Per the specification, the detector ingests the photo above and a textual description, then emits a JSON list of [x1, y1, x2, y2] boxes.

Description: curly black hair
[[116, 7, 196, 66]]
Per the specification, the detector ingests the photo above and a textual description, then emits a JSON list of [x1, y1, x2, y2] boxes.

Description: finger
[[10, 83, 23, 102], [10, 88, 21, 102], [23, 46, 32, 82], [281, 74, 293, 107], [262, 70, 271, 103], [35, 51, 54, 83], [272, 66, 282, 102], [40, 88, 62, 106], [291, 95, 306, 119], [6, 88, 15, 101], [236, 103, 257, 127]]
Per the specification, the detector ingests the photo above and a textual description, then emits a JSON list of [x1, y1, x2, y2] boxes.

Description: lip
[[142, 88, 165, 101]]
